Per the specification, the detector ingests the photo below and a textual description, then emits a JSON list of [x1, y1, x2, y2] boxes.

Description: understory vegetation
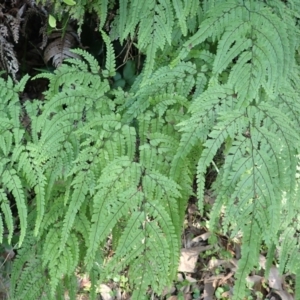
[[0, 0, 300, 299]]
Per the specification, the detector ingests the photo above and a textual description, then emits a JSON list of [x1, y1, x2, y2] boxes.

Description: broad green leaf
[[63, 0, 76, 5], [48, 15, 56, 28]]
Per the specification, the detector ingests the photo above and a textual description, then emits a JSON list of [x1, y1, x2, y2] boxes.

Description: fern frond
[[70, 48, 100, 74], [176, 1, 296, 104], [102, 200, 180, 299], [10, 235, 49, 300], [118, 0, 129, 40], [172, 0, 187, 36], [233, 219, 261, 300], [0, 189, 14, 243], [101, 30, 116, 77], [2, 169, 27, 245], [40, 195, 66, 233], [124, 62, 196, 123], [59, 171, 89, 252], [136, 0, 174, 77], [97, 0, 109, 28], [86, 157, 142, 270], [41, 227, 79, 296]]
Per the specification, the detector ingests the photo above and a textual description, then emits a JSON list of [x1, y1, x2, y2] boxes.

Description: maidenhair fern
[[2, 0, 300, 299]]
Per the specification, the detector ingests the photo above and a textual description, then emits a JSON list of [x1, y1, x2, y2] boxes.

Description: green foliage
[[2, 0, 300, 299], [37, 0, 202, 78], [5, 47, 195, 299], [173, 0, 300, 299]]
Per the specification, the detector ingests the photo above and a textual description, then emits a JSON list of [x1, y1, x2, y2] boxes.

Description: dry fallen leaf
[[44, 30, 79, 67], [190, 232, 211, 247], [208, 258, 226, 270], [184, 293, 192, 300], [162, 286, 176, 296], [207, 258, 237, 273], [185, 275, 197, 283], [99, 284, 113, 300], [167, 296, 178, 300], [259, 254, 266, 269], [268, 266, 283, 290], [203, 281, 215, 300], [178, 245, 213, 273], [247, 275, 264, 298], [274, 290, 294, 300]]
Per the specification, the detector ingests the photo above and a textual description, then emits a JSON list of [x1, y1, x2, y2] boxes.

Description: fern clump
[[0, 74, 30, 246], [6, 47, 198, 299], [173, 0, 300, 298], [2, 0, 300, 299]]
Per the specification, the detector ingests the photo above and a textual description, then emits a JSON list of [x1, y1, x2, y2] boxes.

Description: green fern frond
[[41, 227, 79, 295], [101, 30, 116, 77], [14, 74, 30, 92], [40, 195, 66, 233], [233, 219, 261, 300], [59, 172, 89, 252], [10, 235, 48, 299], [176, 1, 296, 104], [102, 199, 180, 299], [73, 211, 91, 248], [70, 48, 100, 74], [184, 0, 201, 18], [172, 0, 187, 36], [97, 0, 109, 28], [0, 189, 13, 243], [86, 157, 142, 270], [2, 169, 27, 245], [136, 0, 174, 77]]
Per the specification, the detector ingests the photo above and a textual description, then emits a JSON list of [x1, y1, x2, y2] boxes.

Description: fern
[[172, 1, 300, 298], [36, 0, 201, 76], [101, 30, 116, 77], [3, 0, 300, 299], [6, 45, 193, 298]]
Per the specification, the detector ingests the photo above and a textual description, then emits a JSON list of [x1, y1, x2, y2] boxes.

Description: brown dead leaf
[[268, 266, 283, 290], [259, 254, 266, 269], [44, 30, 79, 67], [162, 286, 176, 296], [178, 245, 213, 273], [167, 296, 178, 300], [274, 290, 294, 300], [78, 275, 91, 290], [247, 275, 264, 297], [99, 284, 113, 300], [180, 283, 190, 293], [204, 194, 215, 205], [221, 290, 233, 298], [219, 272, 234, 286], [185, 275, 197, 283], [115, 288, 122, 300], [184, 293, 192, 300], [203, 281, 215, 300], [208, 258, 236, 273], [208, 258, 226, 270], [190, 232, 211, 247]]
